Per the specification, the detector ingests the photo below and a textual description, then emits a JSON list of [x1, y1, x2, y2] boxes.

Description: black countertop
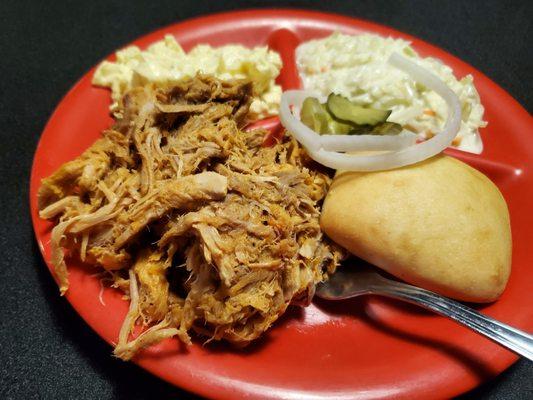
[[0, 1, 531, 399]]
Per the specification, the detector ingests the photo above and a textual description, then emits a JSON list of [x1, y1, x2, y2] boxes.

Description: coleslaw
[[296, 32, 486, 153]]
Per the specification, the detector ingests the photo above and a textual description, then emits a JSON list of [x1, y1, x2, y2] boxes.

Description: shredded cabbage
[[296, 32, 486, 154]]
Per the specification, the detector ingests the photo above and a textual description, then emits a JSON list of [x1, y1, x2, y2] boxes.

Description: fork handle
[[369, 280, 533, 361]]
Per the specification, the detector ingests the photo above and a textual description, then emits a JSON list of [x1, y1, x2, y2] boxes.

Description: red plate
[[30, 9, 533, 399]]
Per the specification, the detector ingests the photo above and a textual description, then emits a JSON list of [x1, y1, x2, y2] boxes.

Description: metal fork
[[315, 268, 533, 361]]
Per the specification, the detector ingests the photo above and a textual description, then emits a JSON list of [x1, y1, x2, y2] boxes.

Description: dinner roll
[[320, 155, 511, 302]]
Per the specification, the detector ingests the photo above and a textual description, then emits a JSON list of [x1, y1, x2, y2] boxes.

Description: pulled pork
[[38, 75, 343, 360]]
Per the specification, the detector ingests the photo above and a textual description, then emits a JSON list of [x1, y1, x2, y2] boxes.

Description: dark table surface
[[1, 1, 531, 399]]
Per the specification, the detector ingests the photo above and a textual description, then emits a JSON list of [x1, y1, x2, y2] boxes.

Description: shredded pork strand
[[38, 75, 343, 359]]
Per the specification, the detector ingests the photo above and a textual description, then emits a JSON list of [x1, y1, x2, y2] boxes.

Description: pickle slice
[[301, 97, 352, 134], [301, 97, 329, 133], [327, 94, 391, 126], [370, 121, 403, 135], [300, 95, 401, 136]]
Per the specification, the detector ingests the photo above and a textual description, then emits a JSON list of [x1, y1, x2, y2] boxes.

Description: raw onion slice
[[320, 131, 417, 152], [279, 53, 462, 171]]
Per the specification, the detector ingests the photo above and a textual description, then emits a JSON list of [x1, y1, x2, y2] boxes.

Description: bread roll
[[320, 155, 511, 302]]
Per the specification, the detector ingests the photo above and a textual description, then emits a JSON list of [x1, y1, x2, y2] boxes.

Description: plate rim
[[29, 8, 532, 399]]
